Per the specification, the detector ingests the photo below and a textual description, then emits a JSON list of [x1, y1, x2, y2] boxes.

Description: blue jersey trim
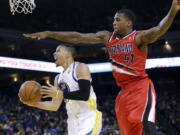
[[85, 130, 93, 135], [72, 63, 78, 82]]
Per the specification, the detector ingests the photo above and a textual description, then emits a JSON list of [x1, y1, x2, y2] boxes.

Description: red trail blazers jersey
[[106, 30, 148, 87]]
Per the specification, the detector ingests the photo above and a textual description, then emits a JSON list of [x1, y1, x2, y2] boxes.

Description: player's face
[[113, 13, 130, 34], [53, 46, 69, 67]]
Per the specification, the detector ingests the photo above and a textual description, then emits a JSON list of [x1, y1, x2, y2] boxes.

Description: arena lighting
[[0, 56, 180, 73], [10, 74, 18, 82], [164, 41, 172, 52]]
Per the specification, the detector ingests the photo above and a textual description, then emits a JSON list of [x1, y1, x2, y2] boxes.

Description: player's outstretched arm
[[23, 30, 111, 44], [136, 0, 180, 45]]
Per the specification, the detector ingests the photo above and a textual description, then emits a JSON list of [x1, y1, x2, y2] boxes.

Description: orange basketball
[[18, 80, 42, 103]]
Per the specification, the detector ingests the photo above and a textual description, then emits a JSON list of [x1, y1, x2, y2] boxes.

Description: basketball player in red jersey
[[24, 0, 180, 134]]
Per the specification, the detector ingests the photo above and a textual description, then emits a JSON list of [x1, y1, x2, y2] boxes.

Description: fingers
[[41, 86, 52, 90], [22, 101, 31, 105], [42, 95, 52, 98], [19, 97, 23, 102], [23, 101, 29, 105], [24, 102, 35, 107], [40, 90, 57, 98], [23, 34, 37, 38], [23, 34, 31, 37], [40, 85, 58, 98], [19, 97, 27, 103], [47, 83, 54, 87], [23, 33, 41, 40], [40, 88, 56, 96], [40, 90, 51, 95], [41, 85, 58, 91]]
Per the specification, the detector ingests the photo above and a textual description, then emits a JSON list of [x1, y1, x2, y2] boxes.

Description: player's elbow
[[81, 97, 89, 101], [81, 93, 90, 101], [148, 36, 158, 44]]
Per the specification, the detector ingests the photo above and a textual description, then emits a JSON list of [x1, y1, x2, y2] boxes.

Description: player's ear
[[127, 20, 132, 27]]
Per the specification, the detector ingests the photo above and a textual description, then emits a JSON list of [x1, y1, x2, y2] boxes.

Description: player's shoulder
[[135, 30, 146, 37], [76, 62, 91, 79], [136, 30, 145, 35], [96, 30, 112, 42], [76, 62, 89, 71], [134, 30, 146, 46]]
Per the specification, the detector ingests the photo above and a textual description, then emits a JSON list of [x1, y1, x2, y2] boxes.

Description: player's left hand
[[40, 83, 62, 99], [172, 0, 180, 12]]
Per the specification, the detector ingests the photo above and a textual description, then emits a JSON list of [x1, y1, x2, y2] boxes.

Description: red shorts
[[115, 77, 156, 135]]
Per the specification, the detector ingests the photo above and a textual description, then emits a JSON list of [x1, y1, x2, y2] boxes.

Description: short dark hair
[[116, 9, 136, 24], [59, 44, 76, 57]]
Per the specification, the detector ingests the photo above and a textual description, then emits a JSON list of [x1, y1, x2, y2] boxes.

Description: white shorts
[[67, 110, 102, 135]]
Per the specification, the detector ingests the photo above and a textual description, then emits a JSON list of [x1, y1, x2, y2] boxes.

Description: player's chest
[[58, 73, 78, 91], [107, 39, 134, 55], [107, 39, 136, 64]]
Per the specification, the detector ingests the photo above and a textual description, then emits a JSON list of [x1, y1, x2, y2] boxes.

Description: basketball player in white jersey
[[23, 44, 102, 135]]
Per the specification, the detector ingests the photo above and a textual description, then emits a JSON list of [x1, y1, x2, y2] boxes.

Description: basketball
[[18, 80, 42, 103]]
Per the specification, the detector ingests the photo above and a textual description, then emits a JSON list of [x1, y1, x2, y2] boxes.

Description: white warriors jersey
[[57, 62, 102, 135]]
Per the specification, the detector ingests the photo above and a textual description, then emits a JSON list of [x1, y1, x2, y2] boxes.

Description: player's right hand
[[40, 83, 61, 99], [172, 0, 180, 12], [23, 31, 50, 40]]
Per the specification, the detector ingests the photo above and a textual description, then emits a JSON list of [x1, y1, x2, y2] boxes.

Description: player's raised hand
[[23, 31, 50, 40], [172, 0, 180, 12]]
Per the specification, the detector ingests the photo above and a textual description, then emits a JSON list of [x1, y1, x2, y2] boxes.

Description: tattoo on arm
[[140, 5, 178, 44]]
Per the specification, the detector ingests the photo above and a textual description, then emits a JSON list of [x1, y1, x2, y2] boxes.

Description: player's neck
[[117, 28, 133, 38], [63, 57, 74, 71]]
